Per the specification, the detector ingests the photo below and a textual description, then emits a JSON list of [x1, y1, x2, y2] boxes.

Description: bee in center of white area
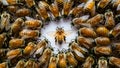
[[47, 27, 73, 45]]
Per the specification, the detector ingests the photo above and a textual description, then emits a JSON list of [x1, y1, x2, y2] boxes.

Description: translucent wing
[[65, 30, 74, 36], [47, 31, 56, 37]]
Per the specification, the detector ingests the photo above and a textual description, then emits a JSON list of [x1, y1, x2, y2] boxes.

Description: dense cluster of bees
[[0, 0, 120, 68]]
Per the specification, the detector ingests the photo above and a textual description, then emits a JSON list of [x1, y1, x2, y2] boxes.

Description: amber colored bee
[[109, 57, 120, 68], [49, 3, 60, 20], [112, 43, 120, 51], [15, 59, 25, 68], [16, 8, 30, 17], [25, 59, 39, 68], [94, 37, 111, 46], [76, 36, 94, 49], [10, 18, 24, 37], [19, 29, 40, 39], [38, 48, 52, 67], [62, 0, 73, 18], [94, 46, 112, 55], [96, 26, 109, 37], [34, 39, 48, 58], [69, 4, 84, 17], [105, 11, 115, 29], [84, 0, 95, 16], [82, 55, 95, 68], [0, 33, 6, 48], [97, 57, 108, 68], [69, 41, 87, 61], [71, 15, 89, 27], [66, 51, 78, 67], [57, 52, 67, 68], [36, 5, 50, 22], [25, 0, 35, 8], [24, 19, 43, 29], [97, 0, 111, 9], [23, 42, 36, 56], [55, 0, 64, 11], [78, 27, 97, 38], [0, 62, 8, 68], [7, 5, 18, 13], [111, 0, 120, 8], [48, 55, 57, 68], [108, 23, 120, 38], [39, 1, 50, 11], [9, 38, 24, 49], [6, 0, 17, 5], [0, 12, 10, 31], [6, 49, 22, 60], [86, 14, 104, 26]]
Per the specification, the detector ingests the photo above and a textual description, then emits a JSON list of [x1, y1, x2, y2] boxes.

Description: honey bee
[[9, 38, 24, 49], [48, 55, 57, 68], [23, 42, 36, 56], [66, 51, 78, 67], [15, 59, 25, 68], [84, 0, 95, 16], [55, 0, 64, 12], [62, 0, 73, 18], [25, 0, 35, 8], [94, 46, 112, 55], [97, 57, 108, 68], [25, 59, 39, 68], [49, 3, 60, 20], [96, 26, 109, 37], [86, 14, 104, 26], [16, 8, 30, 17], [19, 29, 40, 39], [24, 19, 43, 29], [71, 15, 89, 28], [39, 1, 50, 11], [6, 0, 18, 5], [6, 48, 22, 60], [97, 0, 111, 9], [7, 5, 18, 13], [0, 62, 8, 68], [57, 52, 67, 68], [78, 27, 97, 38], [111, 0, 120, 8], [69, 41, 87, 61], [76, 36, 94, 49], [0, 12, 10, 31], [112, 43, 120, 51], [108, 23, 120, 38], [38, 48, 52, 67], [34, 39, 48, 58], [109, 57, 120, 68], [105, 11, 115, 29], [94, 37, 111, 46], [10, 18, 24, 37], [82, 55, 95, 68], [36, 5, 50, 22], [69, 3, 84, 18], [0, 33, 7, 48]]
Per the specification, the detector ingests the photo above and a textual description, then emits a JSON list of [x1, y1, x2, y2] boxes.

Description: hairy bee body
[[0, 12, 11, 31], [78, 27, 97, 38], [105, 11, 115, 29], [86, 14, 104, 26], [25, 0, 35, 8], [15, 59, 25, 68], [55, 0, 64, 12], [57, 52, 67, 68], [25, 59, 39, 68], [23, 42, 36, 56], [6, 0, 17, 5], [24, 20, 42, 29], [0, 62, 8, 68], [19, 29, 40, 39], [48, 56, 57, 68], [97, 0, 111, 9], [94, 37, 111, 46], [109, 57, 120, 67], [96, 26, 109, 37], [9, 38, 24, 49], [16, 8, 30, 17], [82, 56, 95, 68], [76, 36, 94, 49], [49, 3, 60, 20], [66, 51, 78, 67], [98, 57, 108, 68], [0, 33, 6, 48], [94, 46, 112, 55], [39, 1, 50, 11]]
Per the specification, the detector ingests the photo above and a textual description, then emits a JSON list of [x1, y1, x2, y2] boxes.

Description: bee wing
[[65, 30, 74, 36], [74, 50, 85, 58], [47, 31, 56, 37]]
